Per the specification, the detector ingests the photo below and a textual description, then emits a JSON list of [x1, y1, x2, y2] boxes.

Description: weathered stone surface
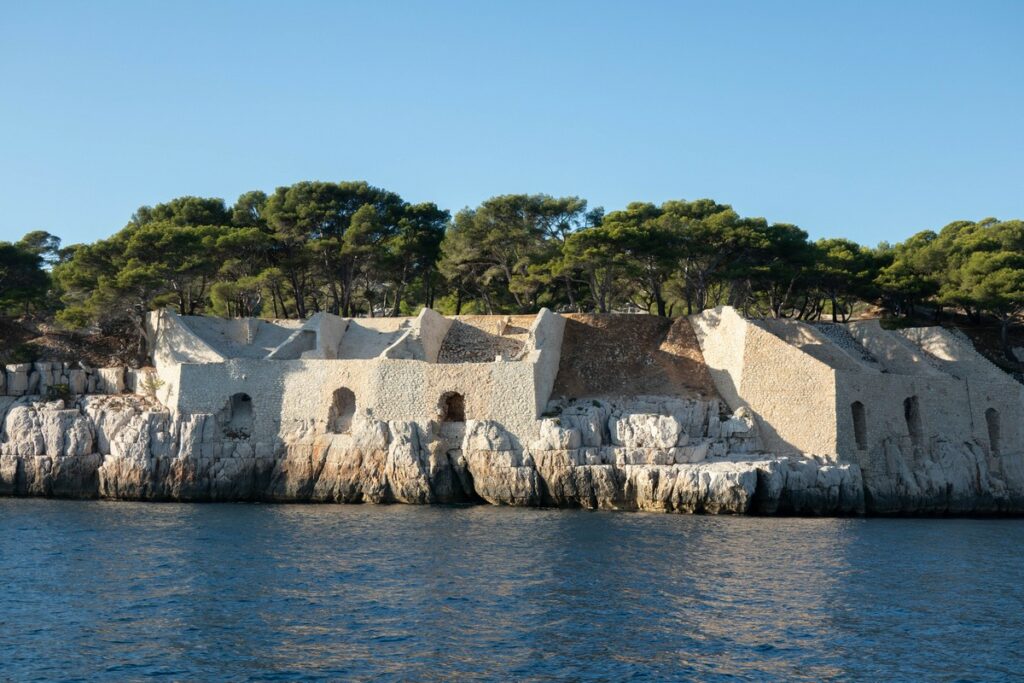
[[610, 414, 682, 449], [5, 365, 29, 396], [95, 367, 126, 395], [856, 437, 1024, 514], [68, 369, 88, 395], [0, 391, 1019, 515]]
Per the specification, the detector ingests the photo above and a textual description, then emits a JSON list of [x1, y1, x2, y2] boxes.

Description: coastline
[[3, 394, 1022, 516]]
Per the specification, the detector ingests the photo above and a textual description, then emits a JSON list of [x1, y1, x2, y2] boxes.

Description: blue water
[[1, 501, 1022, 682]]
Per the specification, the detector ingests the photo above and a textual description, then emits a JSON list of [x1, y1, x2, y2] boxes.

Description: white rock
[[609, 413, 682, 449]]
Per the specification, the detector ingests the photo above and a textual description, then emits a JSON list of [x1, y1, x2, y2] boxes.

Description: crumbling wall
[[147, 310, 225, 366], [552, 314, 718, 400], [167, 355, 543, 444], [847, 320, 946, 377], [692, 307, 839, 459], [381, 308, 453, 362], [524, 309, 567, 416], [899, 325, 1024, 456], [2, 363, 129, 398]]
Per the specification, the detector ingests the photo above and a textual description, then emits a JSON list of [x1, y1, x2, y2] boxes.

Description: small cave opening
[[328, 387, 357, 434], [220, 392, 254, 439], [851, 401, 867, 450], [439, 392, 466, 423], [986, 407, 1001, 456], [904, 396, 923, 446]]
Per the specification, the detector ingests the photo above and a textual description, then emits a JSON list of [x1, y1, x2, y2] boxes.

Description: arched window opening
[[440, 392, 466, 423], [220, 392, 253, 439], [328, 387, 356, 434], [986, 408, 1001, 456], [851, 401, 867, 450], [904, 396, 923, 446]]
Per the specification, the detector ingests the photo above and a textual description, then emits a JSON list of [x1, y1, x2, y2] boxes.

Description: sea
[[1, 500, 1021, 681]]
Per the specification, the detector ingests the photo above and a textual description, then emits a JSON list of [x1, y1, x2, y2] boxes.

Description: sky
[[1, 0, 1022, 248]]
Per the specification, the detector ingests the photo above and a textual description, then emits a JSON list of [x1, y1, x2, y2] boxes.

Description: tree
[[438, 195, 583, 313], [961, 249, 1024, 354], [660, 199, 740, 314], [598, 202, 681, 316], [562, 223, 630, 313], [0, 240, 49, 316], [734, 222, 816, 318], [812, 238, 879, 322], [231, 191, 269, 229], [131, 196, 231, 227], [385, 202, 448, 314], [122, 222, 229, 315], [263, 181, 406, 317], [16, 230, 62, 266], [875, 230, 942, 317]]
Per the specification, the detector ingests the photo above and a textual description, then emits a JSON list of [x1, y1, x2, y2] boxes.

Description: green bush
[[46, 383, 72, 403]]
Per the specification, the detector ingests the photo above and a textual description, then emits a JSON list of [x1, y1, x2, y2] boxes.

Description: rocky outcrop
[[855, 436, 1024, 514], [0, 394, 857, 513], [1, 394, 1020, 515]]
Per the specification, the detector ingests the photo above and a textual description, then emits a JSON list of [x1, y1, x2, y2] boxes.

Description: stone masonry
[[1, 306, 1021, 514]]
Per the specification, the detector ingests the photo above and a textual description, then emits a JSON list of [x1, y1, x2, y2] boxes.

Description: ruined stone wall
[[3, 363, 131, 398], [149, 307, 566, 445], [380, 308, 453, 362], [525, 309, 566, 416], [8, 306, 1020, 514], [843, 321, 1024, 459], [164, 356, 544, 444], [692, 307, 839, 459]]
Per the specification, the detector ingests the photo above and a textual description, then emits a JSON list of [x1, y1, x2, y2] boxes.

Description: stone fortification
[[1, 306, 1022, 514]]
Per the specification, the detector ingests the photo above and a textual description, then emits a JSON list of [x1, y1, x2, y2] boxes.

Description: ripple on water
[[1, 501, 1022, 681]]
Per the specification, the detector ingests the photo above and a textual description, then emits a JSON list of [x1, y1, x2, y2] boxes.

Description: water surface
[[1, 500, 1021, 681]]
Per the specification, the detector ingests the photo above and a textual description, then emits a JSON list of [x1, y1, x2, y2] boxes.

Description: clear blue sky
[[2, 0, 1022, 247]]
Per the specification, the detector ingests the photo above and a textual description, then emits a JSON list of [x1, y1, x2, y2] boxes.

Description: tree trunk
[[563, 274, 577, 312]]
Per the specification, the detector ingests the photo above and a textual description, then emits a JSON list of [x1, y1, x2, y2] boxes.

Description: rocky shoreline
[[3, 395, 1022, 515]]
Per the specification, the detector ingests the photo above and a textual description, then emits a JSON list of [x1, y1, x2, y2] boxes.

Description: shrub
[[46, 383, 72, 403]]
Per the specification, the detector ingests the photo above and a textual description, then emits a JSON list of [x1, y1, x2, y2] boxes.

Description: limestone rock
[[609, 413, 682, 449], [95, 367, 125, 395]]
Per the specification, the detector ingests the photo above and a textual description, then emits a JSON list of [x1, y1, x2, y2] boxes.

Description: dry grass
[[552, 314, 719, 400]]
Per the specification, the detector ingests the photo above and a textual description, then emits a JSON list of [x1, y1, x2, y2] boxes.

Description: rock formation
[[2, 306, 1021, 515], [0, 394, 863, 514]]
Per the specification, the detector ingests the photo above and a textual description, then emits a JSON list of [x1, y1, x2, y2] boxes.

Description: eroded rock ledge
[[3, 394, 1021, 515]]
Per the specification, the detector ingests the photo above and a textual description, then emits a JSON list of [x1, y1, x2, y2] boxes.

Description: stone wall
[[6, 307, 1022, 515], [167, 357, 544, 445], [691, 307, 839, 458], [149, 307, 567, 446], [3, 362, 129, 398]]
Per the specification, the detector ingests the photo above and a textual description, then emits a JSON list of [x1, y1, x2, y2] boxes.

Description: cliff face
[[854, 437, 1024, 514], [0, 395, 867, 514], [3, 394, 1021, 515]]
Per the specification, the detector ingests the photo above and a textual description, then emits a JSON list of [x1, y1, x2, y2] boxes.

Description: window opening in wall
[[986, 407, 1001, 455], [221, 393, 253, 439], [851, 401, 867, 450], [440, 392, 466, 422], [903, 396, 923, 446], [328, 387, 356, 433]]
